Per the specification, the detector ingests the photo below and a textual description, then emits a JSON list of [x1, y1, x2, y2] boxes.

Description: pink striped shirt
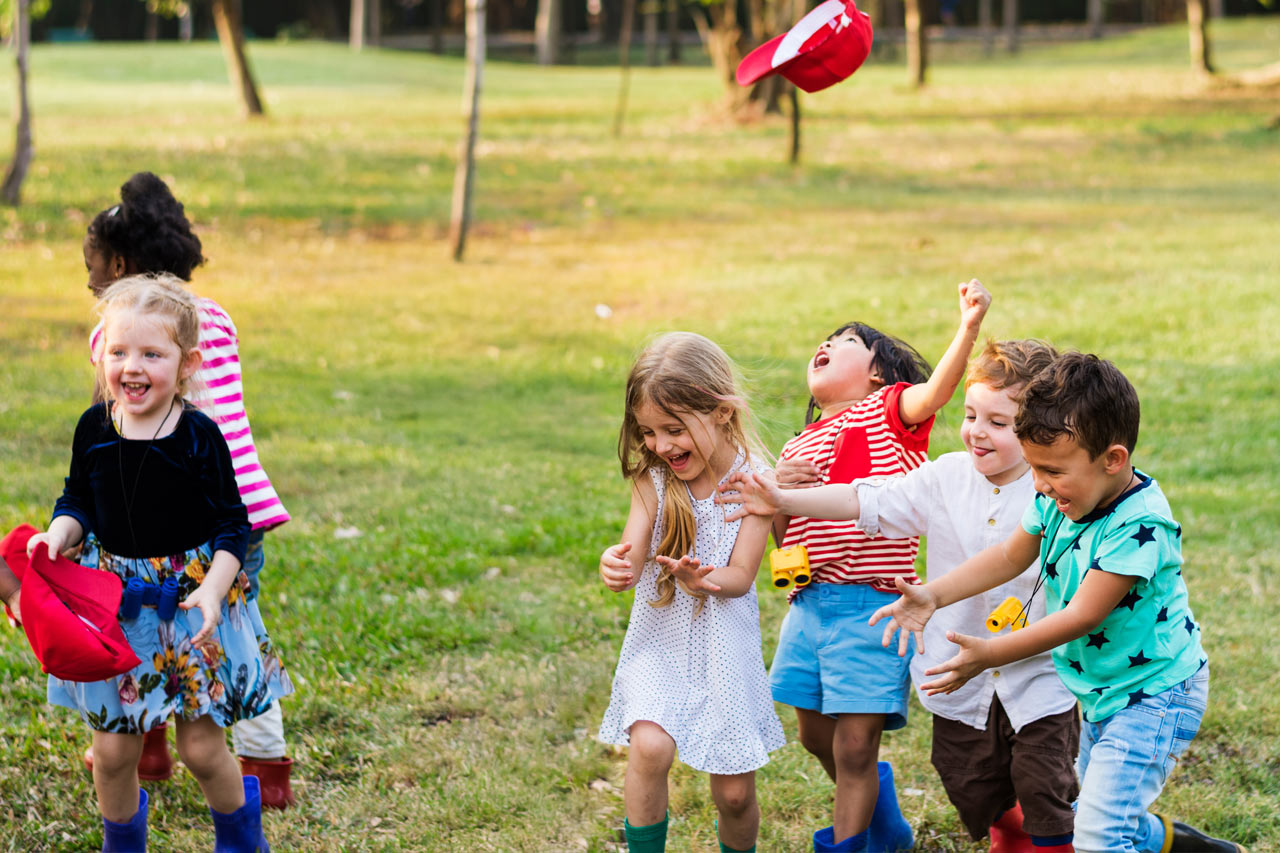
[[89, 297, 290, 531], [779, 383, 932, 594]]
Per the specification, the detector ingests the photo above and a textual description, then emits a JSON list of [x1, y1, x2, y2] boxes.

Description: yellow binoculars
[[986, 596, 1027, 632], [770, 545, 811, 590]]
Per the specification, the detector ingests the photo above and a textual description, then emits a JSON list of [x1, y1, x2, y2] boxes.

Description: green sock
[[716, 818, 756, 853], [624, 812, 668, 853]]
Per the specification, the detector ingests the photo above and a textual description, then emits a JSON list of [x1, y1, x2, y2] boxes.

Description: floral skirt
[[47, 536, 294, 734]]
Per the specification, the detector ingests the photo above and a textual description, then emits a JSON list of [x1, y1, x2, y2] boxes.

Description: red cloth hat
[[1, 524, 140, 682], [736, 0, 874, 93]]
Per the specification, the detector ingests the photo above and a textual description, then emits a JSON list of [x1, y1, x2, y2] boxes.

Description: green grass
[[2, 19, 1279, 851]]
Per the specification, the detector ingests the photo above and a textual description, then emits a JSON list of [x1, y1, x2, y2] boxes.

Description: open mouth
[[812, 351, 830, 369], [121, 381, 150, 401], [668, 452, 691, 471], [972, 447, 992, 458]]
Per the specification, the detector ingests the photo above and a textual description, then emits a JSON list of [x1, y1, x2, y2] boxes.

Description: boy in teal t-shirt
[[869, 352, 1245, 853]]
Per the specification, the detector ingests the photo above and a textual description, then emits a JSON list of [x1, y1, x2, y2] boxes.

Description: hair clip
[[108, 205, 121, 217]]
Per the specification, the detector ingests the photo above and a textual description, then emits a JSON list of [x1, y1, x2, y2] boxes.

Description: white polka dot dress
[[599, 452, 786, 775]]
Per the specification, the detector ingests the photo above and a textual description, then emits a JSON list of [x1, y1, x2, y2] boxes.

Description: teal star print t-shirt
[[1020, 471, 1206, 722]]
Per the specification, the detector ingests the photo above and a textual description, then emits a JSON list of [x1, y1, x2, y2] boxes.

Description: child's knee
[[92, 733, 143, 776], [175, 718, 231, 775], [832, 727, 880, 774], [627, 723, 676, 773], [711, 776, 757, 818]]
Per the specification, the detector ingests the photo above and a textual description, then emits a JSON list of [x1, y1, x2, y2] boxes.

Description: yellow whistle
[[986, 596, 1027, 632], [769, 545, 811, 590]]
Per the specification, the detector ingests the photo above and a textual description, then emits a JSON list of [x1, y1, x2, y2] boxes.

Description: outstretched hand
[[867, 575, 937, 656], [717, 471, 783, 522], [958, 279, 992, 332], [656, 554, 722, 594], [600, 542, 636, 592], [920, 631, 990, 695], [25, 530, 67, 563]]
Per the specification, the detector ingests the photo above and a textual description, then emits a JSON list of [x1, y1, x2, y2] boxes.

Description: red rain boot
[[239, 756, 297, 809], [989, 802, 1035, 853], [83, 723, 174, 781]]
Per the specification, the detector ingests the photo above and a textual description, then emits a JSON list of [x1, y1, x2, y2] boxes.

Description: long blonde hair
[[94, 273, 203, 409], [617, 332, 767, 611]]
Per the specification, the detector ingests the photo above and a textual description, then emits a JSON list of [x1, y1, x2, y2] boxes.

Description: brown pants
[[930, 696, 1080, 840]]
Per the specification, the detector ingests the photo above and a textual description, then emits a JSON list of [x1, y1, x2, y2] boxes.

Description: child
[[597, 332, 785, 853], [27, 274, 292, 852], [754, 280, 990, 852], [724, 340, 1080, 853], [870, 352, 1246, 853], [83, 172, 295, 805]]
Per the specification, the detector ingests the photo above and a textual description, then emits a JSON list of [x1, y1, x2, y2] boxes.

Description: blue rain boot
[[867, 761, 914, 852], [102, 788, 148, 852], [211, 776, 270, 853], [814, 826, 869, 852]]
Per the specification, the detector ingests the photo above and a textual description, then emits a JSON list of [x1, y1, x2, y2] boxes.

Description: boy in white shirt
[[724, 340, 1077, 852]]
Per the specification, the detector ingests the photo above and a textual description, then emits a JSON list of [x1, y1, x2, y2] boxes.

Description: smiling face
[[807, 331, 882, 418], [961, 382, 1028, 486], [101, 310, 200, 430], [633, 398, 731, 495], [1021, 434, 1132, 521]]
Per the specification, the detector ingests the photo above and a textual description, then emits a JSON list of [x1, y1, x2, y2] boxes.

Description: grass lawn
[[2, 19, 1278, 851]]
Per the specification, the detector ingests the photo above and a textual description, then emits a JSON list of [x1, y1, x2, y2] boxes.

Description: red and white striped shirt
[[779, 382, 931, 594], [90, 298, 290, 531]]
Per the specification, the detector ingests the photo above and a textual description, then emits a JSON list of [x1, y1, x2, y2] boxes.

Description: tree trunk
[[1086, 0, 1103, 38], [350, 0, 366, 50], [978, 0, 993, 55], [1002, 0, 1018, 53], [645, 0, 659, 66], [450, 0, 485, 261], [905, 0, 926, 87], [211, 0, 266, 116], [369, 0, 381, 45], [667, 0, 681, 63], [1207, 0, 1223, 18], [614, 0, 636, 136], [432, 0, 445, 53], [788, 85, 800, 165], [179, 6, 193, 41], [2, 0, 33, 207], [1187, 0, 1212, 75], [145, 10, 159, 41], [536, 0, 563, 64]]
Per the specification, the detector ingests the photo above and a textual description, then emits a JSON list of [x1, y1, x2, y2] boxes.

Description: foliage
[[0, 0, 50, 38], [2, 20, 1279, 850]]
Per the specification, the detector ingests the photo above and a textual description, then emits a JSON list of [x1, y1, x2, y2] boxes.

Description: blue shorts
[[769, 583, 913, 728]]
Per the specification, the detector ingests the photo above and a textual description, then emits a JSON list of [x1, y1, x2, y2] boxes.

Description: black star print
[[1114, 589, 1142, 611], [1127, 688, 1153, 707], [1184, 616, 1196, 636], [1086, 630, 1109, 650], [1089, 557, 1102, 570], [1156, 606, 1169, 623], [1068, 659, 1084, 675], [1071, 538, 1082, 551], [1128, 651, 1152, 667], [1045, 560, 1059, 580], [1174, 524, 1182, 539], [1131, 524, 1156, 547], [1090, 687, 1106, 695]]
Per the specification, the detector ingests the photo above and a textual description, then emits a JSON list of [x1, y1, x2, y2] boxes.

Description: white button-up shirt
[[855, 452, 1076, 732]]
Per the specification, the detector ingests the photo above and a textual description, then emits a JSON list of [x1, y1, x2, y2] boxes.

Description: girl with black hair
[[761, 281, 992, 853], [81, 172, 297, 809]]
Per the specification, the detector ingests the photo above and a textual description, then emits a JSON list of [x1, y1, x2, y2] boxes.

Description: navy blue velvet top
[[53, 402, 250, 563]]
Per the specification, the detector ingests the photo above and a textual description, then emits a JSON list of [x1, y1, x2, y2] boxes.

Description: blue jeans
[[1073, 663, 1209, 853], [243, 528, 265, 599]]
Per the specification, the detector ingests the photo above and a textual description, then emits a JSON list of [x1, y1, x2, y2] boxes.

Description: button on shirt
[[855, 453, 1076, 732]]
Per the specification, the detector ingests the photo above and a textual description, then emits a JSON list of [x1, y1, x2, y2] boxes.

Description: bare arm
[[921, 569, 1137, 695], [899, 279, 991, 426], [869, 526, 1041, 655], [720, 470, 860, 523], [599, 478, 658, 593], [664, 511, 772, 599]]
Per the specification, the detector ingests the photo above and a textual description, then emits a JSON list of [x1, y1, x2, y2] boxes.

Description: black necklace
[[116, 396, 179, 555]]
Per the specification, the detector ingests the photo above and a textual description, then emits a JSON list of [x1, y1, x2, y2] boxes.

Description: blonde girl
[[598, 332, 785, 853], [27, 274, 291, 852]]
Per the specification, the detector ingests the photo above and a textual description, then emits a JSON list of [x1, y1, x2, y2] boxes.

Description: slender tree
[[613, 0, 636, 136], [536, 0, 563, 64], [1003, 0, 1018, 53], [351, 0, 366, 49], [1, 0, 37, 206], [211, 0, 265, 115], [904, 0, 926, 87], [450, 0, 486, 260], [1186, 0, 1212, 75]]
